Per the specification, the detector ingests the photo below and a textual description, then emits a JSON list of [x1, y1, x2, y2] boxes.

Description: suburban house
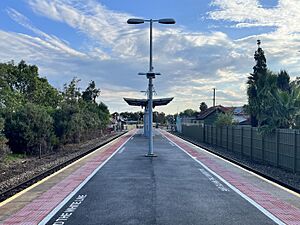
[[231, 106, 251, 125], [179, 105, 250, 126], [196, 105, 229, 125]]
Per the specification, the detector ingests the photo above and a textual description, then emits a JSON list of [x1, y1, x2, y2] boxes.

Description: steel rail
[[0, 131, 127, 202]]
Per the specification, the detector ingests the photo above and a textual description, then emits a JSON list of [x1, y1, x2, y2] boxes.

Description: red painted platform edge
[[2, 130, 136, 225], [162, 130, 300, 225]]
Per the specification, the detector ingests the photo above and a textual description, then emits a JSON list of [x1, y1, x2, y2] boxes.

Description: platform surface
[[1, 129, 300, 225]]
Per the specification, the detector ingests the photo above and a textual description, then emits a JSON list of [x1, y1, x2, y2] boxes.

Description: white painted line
[[118, 147, 126, 154], [161, 132, 285, 225], [131, 137, 134, 140], [52, 194, 87, 224], [169, 141, 175, 146], [39, 131, 136, 225], [0, 134, 126, 208], [169, 132, 300, 199], [198, 168, 229, 192]]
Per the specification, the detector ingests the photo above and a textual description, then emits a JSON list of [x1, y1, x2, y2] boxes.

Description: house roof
[[197, 105, 230, 120], [123, 97, 174, 108], [233, 115, 248, 123]]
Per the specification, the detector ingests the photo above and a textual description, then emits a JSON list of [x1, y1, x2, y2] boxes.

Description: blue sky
[[0, 0, 299, 114]]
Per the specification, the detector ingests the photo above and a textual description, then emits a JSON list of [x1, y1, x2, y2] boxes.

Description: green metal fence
[[181, 124, 300, 173]]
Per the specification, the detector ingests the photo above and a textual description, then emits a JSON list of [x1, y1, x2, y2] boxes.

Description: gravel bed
[[174, 132, 300, 191], [0, 132, 123, 194]]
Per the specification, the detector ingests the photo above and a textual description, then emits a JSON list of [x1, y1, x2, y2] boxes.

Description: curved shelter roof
[[123, 97, 174, 108]]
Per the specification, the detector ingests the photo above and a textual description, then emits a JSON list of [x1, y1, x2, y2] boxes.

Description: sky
[[1, 0, 300, 114]]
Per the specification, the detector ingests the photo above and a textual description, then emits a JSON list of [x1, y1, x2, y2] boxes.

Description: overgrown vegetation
[[179, 109, 198, 117], [247, 41, 300, 134], [214, 112, 236, 127], [199, 102, 208, 112], [0, 60, 110, 158]]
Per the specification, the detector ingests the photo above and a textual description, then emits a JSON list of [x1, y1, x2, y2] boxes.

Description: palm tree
[[276, 85, 300, 128], [252, 70, 278, 133]]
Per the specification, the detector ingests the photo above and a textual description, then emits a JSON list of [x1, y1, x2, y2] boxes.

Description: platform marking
[[169, 132, 300, 199], [52, 194, 87, 225], [39, 131, 136, 225], [161, 131, 285, 225], [169, 141, 175, 146], [0, 134, 125, 208], [198, 168, 229, 192], [118, 147, 126, 154]]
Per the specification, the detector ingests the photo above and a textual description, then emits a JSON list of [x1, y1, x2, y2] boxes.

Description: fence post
[[211, 125, 213, 145], [232, 126, 234, 151], [276, 129, 279, 167], [241, 127, 244, 156], [203, 124, 205, 143], [204, 125, 208, 143], [216, 126, 218, 146], [220, 126, 223, 148], [226, 126, 229, 151], [250, 127, 253, 160], [262, 133, 265, 162], [294, 130, 297, 173]]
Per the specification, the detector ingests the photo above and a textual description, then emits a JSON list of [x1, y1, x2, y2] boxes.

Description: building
[[196, 105, 229, 125], [181, 105, 250, 126]]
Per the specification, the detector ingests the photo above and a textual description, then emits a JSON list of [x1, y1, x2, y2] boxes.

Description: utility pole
[[213, 88, 216, 107]]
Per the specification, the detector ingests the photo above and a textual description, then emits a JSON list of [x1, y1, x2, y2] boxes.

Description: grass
[[3, 153, 26, 164]]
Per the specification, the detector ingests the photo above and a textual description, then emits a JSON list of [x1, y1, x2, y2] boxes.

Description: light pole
[[140, 90, 149, 137], [127, 18, 175, 157]]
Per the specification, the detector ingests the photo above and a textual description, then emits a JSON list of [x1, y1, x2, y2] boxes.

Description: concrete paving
[[46, 130, 276, 225]]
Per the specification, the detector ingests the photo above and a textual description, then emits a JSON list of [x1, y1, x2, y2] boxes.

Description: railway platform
[[1, 129, 300, 225]]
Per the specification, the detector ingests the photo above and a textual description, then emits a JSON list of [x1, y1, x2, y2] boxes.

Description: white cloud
[[208, 0, 300, 74], [7, 8, 86, 57], [3, 0, 300, 114]]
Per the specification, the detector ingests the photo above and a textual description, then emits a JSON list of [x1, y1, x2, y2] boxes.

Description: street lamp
[[127, 18, 176, 157], [140, 90, 149, 137]]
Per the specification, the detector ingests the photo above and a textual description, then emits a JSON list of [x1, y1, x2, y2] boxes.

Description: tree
[[275, 84, 300, 128], [82, 81, 101, 103], [255, 70, 278, 128], [214, 112, 235, 127], [0, 62, 25, 112], [153, 112, 166, 124], [4, 103, 56, 155], [179, 109, 198, 117], [0, 117, 7, 156], [277, 70, 290, 92], [247, 42, 300, 134], [0, 61, 61, 110], [119, 111, 143, 122], [247, 40, 267, 127], [199, 102, 208, 112], [97, 102, 110, 128], [0, 61, 111, 154], [54, 92, 110, 143], [28, 77, 61, 108], [62, 78, 81, 103]]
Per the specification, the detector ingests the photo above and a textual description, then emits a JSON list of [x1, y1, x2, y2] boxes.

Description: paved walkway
[[1, 129, 300, 224]]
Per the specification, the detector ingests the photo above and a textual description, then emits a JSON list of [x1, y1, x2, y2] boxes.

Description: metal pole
[[213, 88, 216, 107], [149, 19, 153, 72], [148, 78, 154, 155], [144, 107, 148, 136], [147, 19, 155, 156]]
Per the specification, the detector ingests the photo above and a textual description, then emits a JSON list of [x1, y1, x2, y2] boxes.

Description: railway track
[[0, 131, 127, 202], [172, 132, 300, 195]]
